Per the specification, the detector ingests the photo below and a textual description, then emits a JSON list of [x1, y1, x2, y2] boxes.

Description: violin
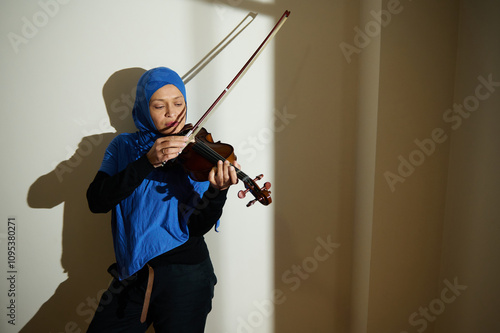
[[173, 10, 290, 207], [177, 124, 272, 207]]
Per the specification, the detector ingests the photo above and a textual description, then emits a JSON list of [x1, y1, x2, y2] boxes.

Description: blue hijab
[[133, 67, 187, 151], [99, 67, 211, 279]]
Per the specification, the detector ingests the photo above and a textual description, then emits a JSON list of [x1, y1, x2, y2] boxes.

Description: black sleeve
[[86, 154, 155, 213], [188, 187, 229, 236]]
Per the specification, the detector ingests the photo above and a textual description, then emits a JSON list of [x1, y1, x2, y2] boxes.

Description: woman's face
[[149, 84, 186, 135]]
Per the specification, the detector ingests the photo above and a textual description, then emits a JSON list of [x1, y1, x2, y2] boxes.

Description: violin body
[[176, 125, 272, 207], [178, 127, 236, 182]]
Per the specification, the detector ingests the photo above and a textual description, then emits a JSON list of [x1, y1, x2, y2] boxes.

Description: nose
[[164, 105, 174, 117], [165, 105, 185, 120]]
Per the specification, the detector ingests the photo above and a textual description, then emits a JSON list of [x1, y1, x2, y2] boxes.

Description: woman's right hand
[[147, 136, 189, 167]]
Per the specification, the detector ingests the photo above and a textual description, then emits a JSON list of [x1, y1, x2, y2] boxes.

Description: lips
[[165, 121, 178, 129]]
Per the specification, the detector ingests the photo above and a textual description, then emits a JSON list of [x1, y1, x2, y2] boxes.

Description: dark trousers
[[87, 257, 217, 332]]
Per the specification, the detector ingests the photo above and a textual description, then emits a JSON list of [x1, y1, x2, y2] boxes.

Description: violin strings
[[192, 141, 265, 200], [193, 140, 252, 183]]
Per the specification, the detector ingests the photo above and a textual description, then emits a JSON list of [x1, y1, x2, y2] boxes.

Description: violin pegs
[[254, 174, 264, 181], [239, 175, 272, 206], [238, 188, 249, 199], [246, 199, 258, 207]]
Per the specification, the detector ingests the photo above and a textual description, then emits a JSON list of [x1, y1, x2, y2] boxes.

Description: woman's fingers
[[147, 136, 188, 167], [209, 160, 239, 190]]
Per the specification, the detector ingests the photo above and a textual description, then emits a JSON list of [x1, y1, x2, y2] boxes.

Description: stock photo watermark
[[384, 73, 499, 192], [7, 0, 72, 54], [5, 217, 18, 326], [237, 105, 296, 162], [43, 266, 138, 333], [401, 277, 467, 333], [339, 0, 408, 64], [52, 118, 115, 183], [45, 234, 339, 333], [52, 87, 135, 183], [235, 235, 340, 333]]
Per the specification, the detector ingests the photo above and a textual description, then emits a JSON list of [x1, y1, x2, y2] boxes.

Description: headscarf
[[132, 67, 187, 150]]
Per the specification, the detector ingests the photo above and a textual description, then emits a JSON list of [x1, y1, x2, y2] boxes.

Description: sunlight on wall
[[200, 6, 276, 333]]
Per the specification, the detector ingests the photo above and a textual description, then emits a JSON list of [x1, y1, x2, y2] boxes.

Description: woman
[[86, 67, 239, 332]]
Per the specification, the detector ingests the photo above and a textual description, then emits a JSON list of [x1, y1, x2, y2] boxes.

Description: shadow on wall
[[23, 68, 145, 332]]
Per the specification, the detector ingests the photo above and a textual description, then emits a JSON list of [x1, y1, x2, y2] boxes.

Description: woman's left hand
[[208, 160, 240, 191]]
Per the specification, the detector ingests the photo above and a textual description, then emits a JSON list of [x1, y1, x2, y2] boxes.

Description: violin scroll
[[238, 174, 272, 207]]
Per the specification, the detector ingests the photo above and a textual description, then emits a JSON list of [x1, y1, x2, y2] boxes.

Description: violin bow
[[185, 10, 291, 140]]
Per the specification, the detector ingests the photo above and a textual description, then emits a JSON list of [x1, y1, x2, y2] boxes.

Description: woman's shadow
[[22, 68, 146, 332]]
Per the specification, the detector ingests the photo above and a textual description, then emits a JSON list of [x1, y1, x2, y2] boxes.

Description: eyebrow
[[150, 96, 184, 102]]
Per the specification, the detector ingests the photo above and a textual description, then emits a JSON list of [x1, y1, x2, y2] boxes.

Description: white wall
[[7, 1, 498, 332], [0, 1, 278, 332]]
